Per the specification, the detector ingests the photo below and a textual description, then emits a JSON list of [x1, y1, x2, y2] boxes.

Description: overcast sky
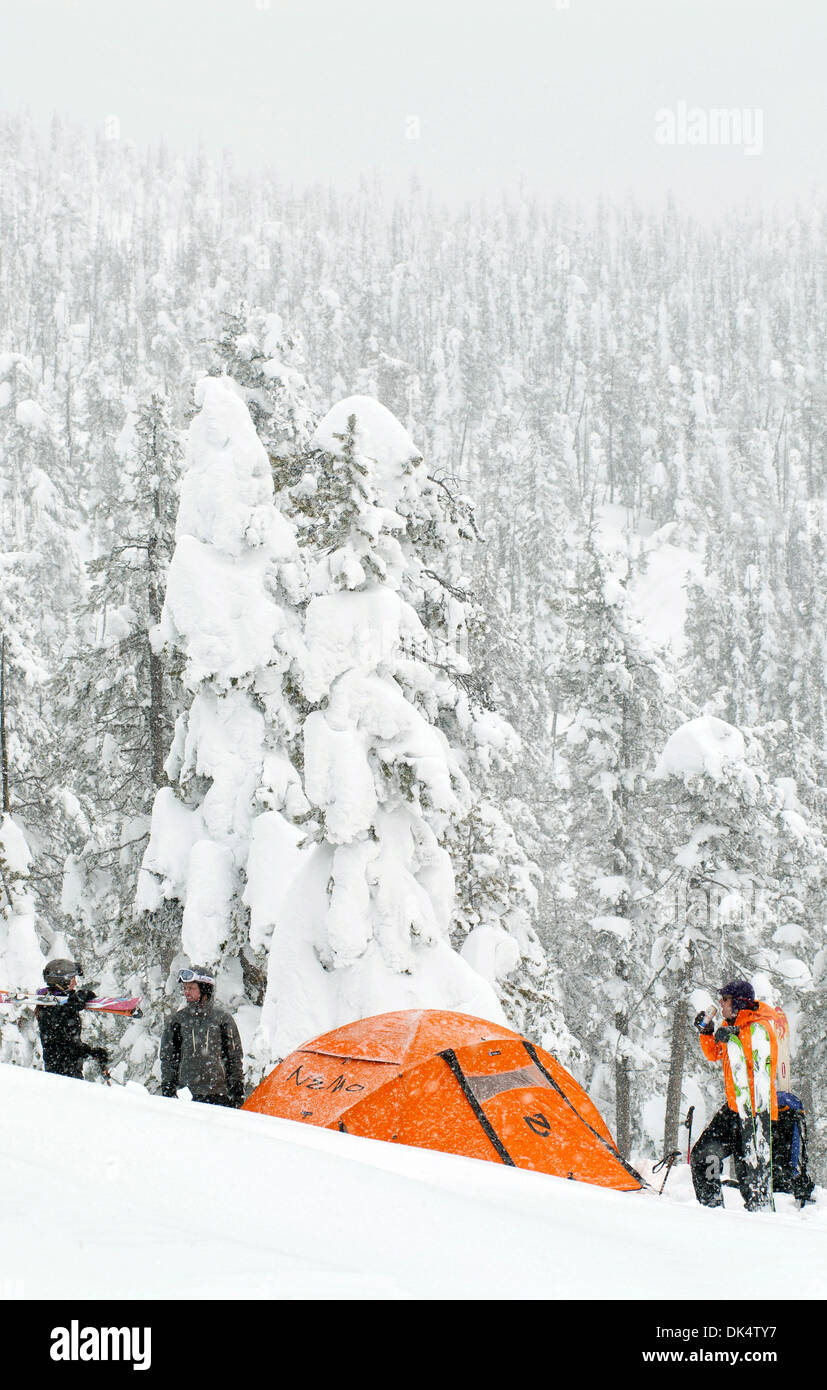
[[1, 0, 824, 214]]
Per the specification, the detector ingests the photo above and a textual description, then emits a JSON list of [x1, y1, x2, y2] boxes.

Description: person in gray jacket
[[160, 966, 245, 1108]]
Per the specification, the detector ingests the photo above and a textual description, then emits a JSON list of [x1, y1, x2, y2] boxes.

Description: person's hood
[[734, 1001, 779, 1027]]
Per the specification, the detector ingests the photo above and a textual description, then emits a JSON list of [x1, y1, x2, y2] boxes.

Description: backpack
[[772, 1092, 816, 1206]]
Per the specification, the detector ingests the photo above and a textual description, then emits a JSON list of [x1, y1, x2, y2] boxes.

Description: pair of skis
[[725, 1021, 774, 1211], [0, 989, 142, 1018]]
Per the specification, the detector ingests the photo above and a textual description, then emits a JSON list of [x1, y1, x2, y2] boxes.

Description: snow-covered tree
[[653, 714, 823, 1150], [215, 306, 317, 465], [59, 395, 182, 992], [257, 397, 548, 1060], [135, 375, 305, 1085], [0, 355, 85, 924], [551, 525, 681, 1154]]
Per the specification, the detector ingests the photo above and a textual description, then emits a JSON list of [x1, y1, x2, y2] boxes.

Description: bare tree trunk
[[607, 363, 615, 503], [663, 942, 694, 1156], [613, 692, 632, 1158], [147, 417, 168, 791], [148, 643, 166, 791], [0, 634, 14, 911], [0, 634, 10, 814], [615, 988, 631, 1158]]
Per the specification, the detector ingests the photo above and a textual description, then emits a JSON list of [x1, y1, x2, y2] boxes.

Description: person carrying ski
[[690, 979, 783, 1211], [37, 958, 109, 1081], [160, 966, 245, 1108]]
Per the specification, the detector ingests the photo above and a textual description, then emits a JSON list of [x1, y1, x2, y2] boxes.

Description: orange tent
[[243, 1009, 644, 1192]]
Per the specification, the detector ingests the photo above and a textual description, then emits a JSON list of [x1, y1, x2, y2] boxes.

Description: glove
[[714, 1025, 737, 1045], [90, 1046, 109, 1065], [693, 1011, 714, 1035], [75, 987, 97, 1005]]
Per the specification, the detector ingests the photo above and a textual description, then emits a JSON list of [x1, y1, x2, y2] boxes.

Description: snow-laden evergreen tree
[[467, 401, 585, 1059], [215, 306, 318, 465], [135, 376, 306, 1086], [58, 395, 182, 1039], [653, 714, 824, 1150], [256, 396, 557, 1060], [551, 524, 682, 1155], [0, 353, 86, 933], [391, 415, 554, 1034]]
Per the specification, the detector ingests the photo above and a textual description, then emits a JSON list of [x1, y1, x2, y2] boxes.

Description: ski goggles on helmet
[[177, 968, 215, 986]]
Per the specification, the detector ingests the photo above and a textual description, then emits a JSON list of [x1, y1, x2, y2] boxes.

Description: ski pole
[[683, 1105, 695, 1163], [653, 1149, 681, 1195]]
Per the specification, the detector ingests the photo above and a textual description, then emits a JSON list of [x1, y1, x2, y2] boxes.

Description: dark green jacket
[[160, 999, 245, 1107]]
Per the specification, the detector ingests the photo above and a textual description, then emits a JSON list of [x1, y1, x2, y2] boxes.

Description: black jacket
[[160, 999, 245, 1107], [37, 989, 97, 1078]]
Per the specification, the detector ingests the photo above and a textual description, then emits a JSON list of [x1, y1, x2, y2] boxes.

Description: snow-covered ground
[[3, 1063, 825, 1302]]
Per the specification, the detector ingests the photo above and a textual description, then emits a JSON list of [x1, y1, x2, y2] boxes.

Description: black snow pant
[[690, 1105, 772, 1211]]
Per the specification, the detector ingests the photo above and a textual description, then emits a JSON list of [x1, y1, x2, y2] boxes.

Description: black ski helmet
[[43, 958, 81, 989], [719, 979, 756, 1011]]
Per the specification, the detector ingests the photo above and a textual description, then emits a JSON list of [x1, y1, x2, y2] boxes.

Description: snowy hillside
[[3, 1064, 825, 1305], [2, 117, 826, 1183]]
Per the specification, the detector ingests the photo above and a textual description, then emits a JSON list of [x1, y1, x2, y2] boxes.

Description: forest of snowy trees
[[0, 114, 825, 1171]]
